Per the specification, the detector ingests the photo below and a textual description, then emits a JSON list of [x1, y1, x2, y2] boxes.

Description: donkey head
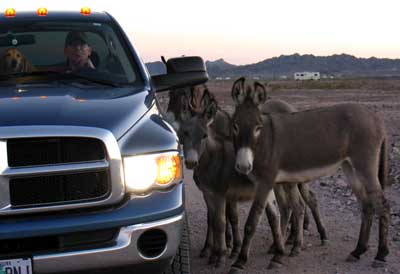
[[231, 77, 267, 175], [165, 85, 209, 131], [179, 92, 218, 169], [165, 87, 191, 131]]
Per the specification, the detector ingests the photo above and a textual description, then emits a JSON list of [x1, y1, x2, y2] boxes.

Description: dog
[[0, 48, 34, 74]]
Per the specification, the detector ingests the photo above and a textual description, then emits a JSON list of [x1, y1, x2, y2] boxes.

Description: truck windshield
[[0, 21, 144, 87]]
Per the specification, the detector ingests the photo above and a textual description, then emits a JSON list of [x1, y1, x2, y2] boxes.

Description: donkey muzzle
[[235, 162, 252, 175], [235, 147, 254, 175], [184, 149, 199, 170], [185, 160, 198, 169]]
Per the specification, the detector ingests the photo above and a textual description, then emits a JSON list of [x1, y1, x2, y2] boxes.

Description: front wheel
[[164, 214, 191, 274]]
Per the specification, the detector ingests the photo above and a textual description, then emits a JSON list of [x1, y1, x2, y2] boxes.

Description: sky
[[2, 0, 400, 65]]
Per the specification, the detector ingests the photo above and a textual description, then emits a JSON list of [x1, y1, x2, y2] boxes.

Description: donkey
[[176, 86, 327, 267], [228, 77, 390, 273]]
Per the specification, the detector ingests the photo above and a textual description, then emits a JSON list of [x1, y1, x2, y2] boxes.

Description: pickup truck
[[0, 9, 208, 274]]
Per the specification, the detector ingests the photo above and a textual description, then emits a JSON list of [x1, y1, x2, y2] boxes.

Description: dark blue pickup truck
[[0, 9, 207, 274]]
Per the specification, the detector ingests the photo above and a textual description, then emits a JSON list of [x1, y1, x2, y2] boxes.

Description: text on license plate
[[0, 258, 32, 274]]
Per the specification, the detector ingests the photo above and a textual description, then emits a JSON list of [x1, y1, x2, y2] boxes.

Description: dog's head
[[1, 48, 32, 74]]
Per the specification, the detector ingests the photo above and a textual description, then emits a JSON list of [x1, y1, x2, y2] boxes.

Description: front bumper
[[34, 214, 184, 273], [0, 183, 185, 274]]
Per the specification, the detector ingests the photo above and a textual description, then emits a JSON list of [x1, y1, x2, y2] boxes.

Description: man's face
[[64, 40, 92, 69]]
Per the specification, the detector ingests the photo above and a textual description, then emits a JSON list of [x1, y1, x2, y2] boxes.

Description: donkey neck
[[253, 113, 275, 168], [195, 114, 227, 177]]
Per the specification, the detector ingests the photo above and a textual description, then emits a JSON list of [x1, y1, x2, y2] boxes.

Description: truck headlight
[[123, 151, 182, 193]]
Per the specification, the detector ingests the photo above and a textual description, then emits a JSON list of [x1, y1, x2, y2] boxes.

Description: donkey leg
[[208, 195, 227, 268], [228, 201, 242, 258], [374, 139, 391, 266], [342, 161, 376, 262], [226, 204, 233, 253], [285, 185, 305, 257], [265, 196, 287, 268], [200, 194, 213, 258], [299, 183, 328, 244], [230, 184, 282, 273], [373, 194, 390, 267], [268, 185, 291, 254], [303, 207, 310, 230], [347, 201, 374, 261]]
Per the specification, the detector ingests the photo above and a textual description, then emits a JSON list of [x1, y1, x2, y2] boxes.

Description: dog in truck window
[[0, 48, 34, 74]]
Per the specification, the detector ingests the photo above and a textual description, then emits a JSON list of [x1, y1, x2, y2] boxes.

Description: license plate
[[0, 258, 32, 274]]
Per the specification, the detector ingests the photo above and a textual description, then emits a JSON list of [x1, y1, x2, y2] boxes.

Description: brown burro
[[228, 77, 391, 273], [172, 86, 327, 268]]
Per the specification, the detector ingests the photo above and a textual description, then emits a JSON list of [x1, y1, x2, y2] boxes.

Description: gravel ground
[[158, 81, 400, 274]]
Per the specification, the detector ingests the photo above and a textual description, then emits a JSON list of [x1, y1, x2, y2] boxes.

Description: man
[[64, 31, 95, 72]]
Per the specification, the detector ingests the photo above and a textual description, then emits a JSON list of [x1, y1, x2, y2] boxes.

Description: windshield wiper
[[0, 71, 64, 80], [0, 71, 123, 87], [65, 73, 122, 87]]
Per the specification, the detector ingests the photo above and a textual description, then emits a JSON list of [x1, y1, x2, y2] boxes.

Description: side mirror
[[151, 56, 208, 92]]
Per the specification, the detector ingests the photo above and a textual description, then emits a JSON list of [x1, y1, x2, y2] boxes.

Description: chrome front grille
[[7, 137, 106, 167], [0, 126, 125, 216], [9, 171, 110, 207]]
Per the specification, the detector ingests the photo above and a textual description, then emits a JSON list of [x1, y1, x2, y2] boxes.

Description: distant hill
[[146, 54, 400, 79]]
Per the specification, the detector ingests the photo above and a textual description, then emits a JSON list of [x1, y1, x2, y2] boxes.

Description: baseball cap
[[65, 31, 89, 47]]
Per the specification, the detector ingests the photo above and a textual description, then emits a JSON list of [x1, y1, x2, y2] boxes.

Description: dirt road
[[179, 82, 400, 274]]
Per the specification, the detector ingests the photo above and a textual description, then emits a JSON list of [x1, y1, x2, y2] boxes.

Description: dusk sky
[[2, 0, 400, 65]]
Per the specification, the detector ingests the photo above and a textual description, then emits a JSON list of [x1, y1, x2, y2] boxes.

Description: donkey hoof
[[345, 254, 359, 263], [214, 257, 226, 269], [268, 261, 283, 269], [267, 244, 276, 254], [208, 253, 226, 268], [372, 259, 386, 268], [321, 239, 330, 246], [207, 254, 217, 265], [200, 248, 211, 258], [289, 249, 300, 257], [230, 250, 240, 259], [228, 266, 244, 274]]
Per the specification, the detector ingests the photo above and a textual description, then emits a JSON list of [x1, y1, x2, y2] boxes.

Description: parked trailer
[[294, 72, 320, 80]]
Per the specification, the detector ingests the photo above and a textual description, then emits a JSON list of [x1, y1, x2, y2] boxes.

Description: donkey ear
[[201, 86, 212, 110], [161, 56, 167, 65], [252, 82, 267, 106], [231, 77, 246, 105], [179, 95, 192, 122], [204, 99, 218, 125]]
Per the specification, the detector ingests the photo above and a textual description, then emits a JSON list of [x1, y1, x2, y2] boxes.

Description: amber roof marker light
[[37, 8, 48, 16], [80, 7, 91, 16], [5, 8, 16, 18]]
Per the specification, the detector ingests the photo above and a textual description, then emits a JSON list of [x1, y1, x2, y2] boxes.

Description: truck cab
[[0, 10, 207, 274]]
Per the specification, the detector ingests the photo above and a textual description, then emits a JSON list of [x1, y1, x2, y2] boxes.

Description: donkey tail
[[378, 138, 390, 190]]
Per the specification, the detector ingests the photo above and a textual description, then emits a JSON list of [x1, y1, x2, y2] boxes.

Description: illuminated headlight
[[123, 151, 182, 193]]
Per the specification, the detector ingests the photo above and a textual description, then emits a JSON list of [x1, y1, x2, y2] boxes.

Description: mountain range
[[146, 54, 400, 79]]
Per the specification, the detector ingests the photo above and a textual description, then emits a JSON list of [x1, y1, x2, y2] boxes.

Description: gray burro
[[228, 77, 391, 273]]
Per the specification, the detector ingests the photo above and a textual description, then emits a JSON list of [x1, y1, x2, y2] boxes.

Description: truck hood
[[0, 84, 154, 139]]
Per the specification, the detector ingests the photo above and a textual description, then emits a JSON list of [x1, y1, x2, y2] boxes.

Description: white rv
[[294, 72, 320, 80]]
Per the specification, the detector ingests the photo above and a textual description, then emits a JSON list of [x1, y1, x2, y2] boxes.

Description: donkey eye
[[253, 126, 262, 138], [202, 133, 208, 139], [232, 123, 239, 135]]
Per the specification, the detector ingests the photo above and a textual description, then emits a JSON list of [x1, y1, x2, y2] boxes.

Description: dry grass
[[266, 79, 400, 91], [208, 79, 400, 92]]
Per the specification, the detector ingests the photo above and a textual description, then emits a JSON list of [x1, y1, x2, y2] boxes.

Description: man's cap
[[65, 31, 88, 47]]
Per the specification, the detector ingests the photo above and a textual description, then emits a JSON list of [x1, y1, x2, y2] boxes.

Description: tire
[[164, 214, 191, 274]]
